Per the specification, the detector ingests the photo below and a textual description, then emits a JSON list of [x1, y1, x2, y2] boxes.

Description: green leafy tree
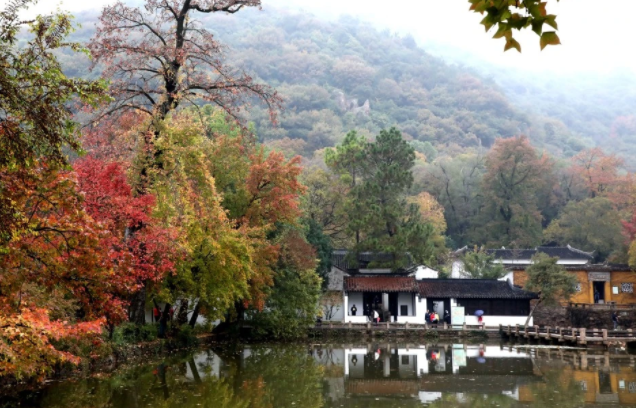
[[524, 253, 577, 327], [544, 197, 625, 262], [327, 127, 440, 268], [421, 152, 485, 247], [250, 228, 321, 340], [301, 167, 349, 246], [468, 0, 561, 52], [461, 248, 508, 279], [0, 0, 107, 244], [303, 218, 333, 288], [477, 136, 555, 247], [325, 130, 367, 244]]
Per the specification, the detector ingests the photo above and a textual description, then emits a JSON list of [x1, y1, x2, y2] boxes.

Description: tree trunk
[[525, 299, 542, 328], [189, 300, 202, 328], [177, 299, 189, 326], [129, 284, 147, 325], [188, 358, 202, 384], [157, 302, 171, 338]]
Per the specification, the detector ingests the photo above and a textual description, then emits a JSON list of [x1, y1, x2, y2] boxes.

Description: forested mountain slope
[[66, 7, 591, 159]]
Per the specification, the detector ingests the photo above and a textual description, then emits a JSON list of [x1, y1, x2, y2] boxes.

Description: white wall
[[414, 265, 438, 279], [464, 315, 533, 326], [348, 292, 363, 316], [451, 260, 466, 278], [397, 292, 414, 316], [321, 292, 344, 321], [327, 267, 348, 291]]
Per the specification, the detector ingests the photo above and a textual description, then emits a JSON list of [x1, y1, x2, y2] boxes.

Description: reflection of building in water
[[185, 350, 223, 381], [517, 365, 636, 406], [338, 344, 538, 404]]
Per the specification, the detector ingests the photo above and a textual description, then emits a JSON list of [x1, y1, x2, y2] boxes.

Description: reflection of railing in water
[[501, 324, 636, 347]]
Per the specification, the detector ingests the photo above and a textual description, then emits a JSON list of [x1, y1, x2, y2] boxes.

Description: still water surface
[[15, 342, 636, 407]]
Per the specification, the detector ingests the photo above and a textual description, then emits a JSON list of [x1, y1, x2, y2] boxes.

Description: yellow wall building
[[513, 264, 636, 306]]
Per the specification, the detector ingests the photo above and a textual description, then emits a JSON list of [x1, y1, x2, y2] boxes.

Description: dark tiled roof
[[485, 245, 594, 261], [344, 276, 419, 293], [332, 250, 413, 272], [508, 263, 632, 272], [417, 279, 537, 299]]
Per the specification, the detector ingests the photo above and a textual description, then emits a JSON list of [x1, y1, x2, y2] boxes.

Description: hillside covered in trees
[[65, 7, 595, 159]]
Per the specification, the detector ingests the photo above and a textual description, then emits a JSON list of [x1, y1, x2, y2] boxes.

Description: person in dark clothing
[[351, 304, 357, 316], [444, 310, 451, 324], [365, 304, 371, 321], [594, 290, 600, 303], [612, 311, 619, 330]]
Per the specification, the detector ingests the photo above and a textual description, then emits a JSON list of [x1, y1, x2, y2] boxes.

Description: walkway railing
[[501, 324, 636, 346]]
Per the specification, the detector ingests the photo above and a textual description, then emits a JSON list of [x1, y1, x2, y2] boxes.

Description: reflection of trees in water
[[33, 345, 324, 408]]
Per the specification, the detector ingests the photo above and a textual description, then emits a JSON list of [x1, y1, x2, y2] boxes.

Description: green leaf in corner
[[545, 15, 558, 30], [540, 31, 561, 50], [504, 38, 521, 53]]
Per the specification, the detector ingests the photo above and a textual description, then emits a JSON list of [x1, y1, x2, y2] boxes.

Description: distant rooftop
[[455, 244, 594, 262], [417, 279, 538, 300], [332, 250, 414, 273]]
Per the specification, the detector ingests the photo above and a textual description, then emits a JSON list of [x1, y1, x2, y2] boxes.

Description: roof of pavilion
[[417, 279, 538, 299]]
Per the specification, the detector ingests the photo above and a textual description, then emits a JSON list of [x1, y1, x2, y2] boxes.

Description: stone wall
[[532, 301, 636, 330]]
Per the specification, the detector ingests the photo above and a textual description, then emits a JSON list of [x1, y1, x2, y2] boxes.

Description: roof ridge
[[565, 244, 595, 257]]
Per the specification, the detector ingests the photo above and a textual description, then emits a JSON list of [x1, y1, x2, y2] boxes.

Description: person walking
[[425, 310, 431, 324], [364, 304, 371, 321], [612, 311, 619, 330], [373, 309, 379, 326], [444, 310, 451, 324], [594, 289, 600, 304]]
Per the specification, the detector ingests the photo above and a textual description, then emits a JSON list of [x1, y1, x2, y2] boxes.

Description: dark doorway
[[593, 282, 605, 303], [389, 293, 398, 321], [363, 292, 382, 313]]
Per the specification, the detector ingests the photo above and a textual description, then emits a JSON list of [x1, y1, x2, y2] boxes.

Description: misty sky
[[31, 0, 636, 74]]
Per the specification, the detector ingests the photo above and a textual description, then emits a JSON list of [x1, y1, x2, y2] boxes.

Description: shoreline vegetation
[[0, 323, 491, 396]]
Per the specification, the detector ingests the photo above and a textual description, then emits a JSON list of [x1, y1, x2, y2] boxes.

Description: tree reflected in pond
[[10, 344, 627, 408]]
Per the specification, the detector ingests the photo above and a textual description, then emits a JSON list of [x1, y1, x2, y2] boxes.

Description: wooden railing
[[501, 324, 636, 345]]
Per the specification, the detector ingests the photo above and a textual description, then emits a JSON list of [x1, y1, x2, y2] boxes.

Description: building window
[[401, 355, 410, 365], [621, 283, 633, 293], [400, 305, 408, 316], [574, 283, 582, 292]]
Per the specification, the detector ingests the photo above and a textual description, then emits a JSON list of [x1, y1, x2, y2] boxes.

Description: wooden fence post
[[580, 328, 586, 345], [405, 322, 409, 329], [444, 322, 447, 330], [367, 322, 370, 329], [602, 329, 608, 341], [386, 321, 389, 329], [348, 321, 352, 329], [462, 322, 466, 331]]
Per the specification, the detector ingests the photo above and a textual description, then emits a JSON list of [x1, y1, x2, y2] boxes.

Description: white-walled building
[[321, 250, 538, 326]]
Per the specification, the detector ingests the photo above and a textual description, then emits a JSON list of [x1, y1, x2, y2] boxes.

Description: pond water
[[11, 342, 636, 407]]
